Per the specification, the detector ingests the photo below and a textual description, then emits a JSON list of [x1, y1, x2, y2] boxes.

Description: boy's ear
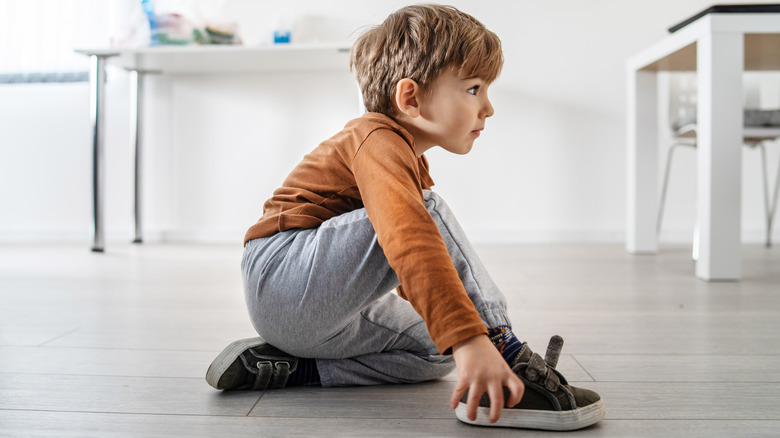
[[394, 78, 421, 118]]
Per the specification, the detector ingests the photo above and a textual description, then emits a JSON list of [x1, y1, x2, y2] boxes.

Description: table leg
[[626, 69, 659, 254], [130, 70, 143, 244], [89, 55, 108, 252], [696, 33, 744, 281]]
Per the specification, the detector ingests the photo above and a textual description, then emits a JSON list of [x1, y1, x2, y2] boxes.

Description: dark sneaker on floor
[[206, 337, 299, 390], [456, 336, 605, 431]]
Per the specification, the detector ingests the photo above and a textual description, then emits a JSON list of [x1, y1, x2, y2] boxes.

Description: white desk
[[626, 13, 780, 281], [76, 44, 351, 251]]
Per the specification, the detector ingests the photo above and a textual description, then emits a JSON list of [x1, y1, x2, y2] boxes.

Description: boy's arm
[[353, 129, 524, 422], [352, 129, 486, 353]]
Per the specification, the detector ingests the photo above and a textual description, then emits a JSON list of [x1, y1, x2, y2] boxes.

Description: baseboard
[[658, 228, 779, 244], [1, 227, 777, 245], [466, 229, 626, 244], [0, 229, 243, 245]]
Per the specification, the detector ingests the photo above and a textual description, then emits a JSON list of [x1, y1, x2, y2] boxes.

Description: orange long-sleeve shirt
[[244, 112, 487, 353]]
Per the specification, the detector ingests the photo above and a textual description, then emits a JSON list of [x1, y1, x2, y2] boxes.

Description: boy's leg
[[421, 190, 511, 329], [314, 293, 456, 386], [241, 190, 512, 386], [421, 191, 523, 364], [242, 206, 455, 387]]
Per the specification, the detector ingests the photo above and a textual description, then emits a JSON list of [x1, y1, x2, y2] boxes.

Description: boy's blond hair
[[351, 4, 503, 116]]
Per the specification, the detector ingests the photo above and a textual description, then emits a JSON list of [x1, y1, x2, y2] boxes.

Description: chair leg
[[657, 143, 694, 236], [768, 142, 780, 248], [756, 142, 771, 247]]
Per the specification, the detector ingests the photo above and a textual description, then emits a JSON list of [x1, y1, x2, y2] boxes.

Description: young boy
[[206, 4, 604, 430]]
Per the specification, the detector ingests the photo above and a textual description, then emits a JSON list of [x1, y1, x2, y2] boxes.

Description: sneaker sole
[[205, 337, 266, 390], [455, 398, 605, 431]]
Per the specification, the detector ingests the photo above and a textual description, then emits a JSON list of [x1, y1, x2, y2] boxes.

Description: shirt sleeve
[[351, 129, 487, 354]]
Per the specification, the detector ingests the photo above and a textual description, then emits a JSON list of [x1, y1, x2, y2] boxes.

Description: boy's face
[[413, 69, 495, 155]]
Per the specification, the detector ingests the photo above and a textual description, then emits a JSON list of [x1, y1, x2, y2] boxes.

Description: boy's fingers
[[487, 383, 504, 423], [505, 374, 525, 407], [450, 383, 467, 409], [466, 384, 483, 421]]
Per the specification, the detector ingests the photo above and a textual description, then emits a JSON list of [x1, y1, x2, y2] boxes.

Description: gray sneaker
[[206, 337, 299, 390], [456, 336, 605, 431]]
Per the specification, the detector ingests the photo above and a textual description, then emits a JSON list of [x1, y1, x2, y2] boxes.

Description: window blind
[[0, 0, 111, 83]]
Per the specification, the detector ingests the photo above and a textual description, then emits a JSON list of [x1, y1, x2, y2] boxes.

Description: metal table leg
[[89, 55, 109, 252], [130, 70, 143, 243]]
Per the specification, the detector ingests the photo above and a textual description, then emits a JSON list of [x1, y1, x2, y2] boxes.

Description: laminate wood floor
[[1, 243, 779, 437]]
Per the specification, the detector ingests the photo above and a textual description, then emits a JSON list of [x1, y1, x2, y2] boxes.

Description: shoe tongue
[[510, 342, 533, 368]]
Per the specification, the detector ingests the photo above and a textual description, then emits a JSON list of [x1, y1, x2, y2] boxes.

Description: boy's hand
[[449, 334, 525, 423]]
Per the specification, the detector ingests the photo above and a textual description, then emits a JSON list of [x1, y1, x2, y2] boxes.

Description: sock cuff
[[488, 326, 522, 366]]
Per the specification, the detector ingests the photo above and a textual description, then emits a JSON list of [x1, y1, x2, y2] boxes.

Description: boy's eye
[[468, 85, 479, 95]]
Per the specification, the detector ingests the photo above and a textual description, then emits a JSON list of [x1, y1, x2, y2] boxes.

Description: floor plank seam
[[2, 408, 778, 423], [570, 355, 596, 382], [0, 372, 207, 380], [10, 346, 227, 353], [246, 392, 265, 416], [0, 408, 259, 418], [603, 417, 780, 421], [572, 353, 780, 356], [597, 419, 780, 422], [248, 415, 457, 420], [0, 345, 224, 353], [36, 326, 82, 347], [580, 380, 780, 383]]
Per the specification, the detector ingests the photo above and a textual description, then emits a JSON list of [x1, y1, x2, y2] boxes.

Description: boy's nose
[[481, 98, 495, 118]]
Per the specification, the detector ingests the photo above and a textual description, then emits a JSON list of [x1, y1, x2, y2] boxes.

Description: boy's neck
[[392, 114, 436, 157]]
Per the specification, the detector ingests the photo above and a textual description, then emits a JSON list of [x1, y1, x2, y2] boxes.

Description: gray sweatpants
[[241, 190, 511, 387]]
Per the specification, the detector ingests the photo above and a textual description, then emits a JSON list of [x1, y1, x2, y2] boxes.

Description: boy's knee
[[423, 190, 456, 222], [421, 354, 456, 381], [423, 190, 445, 209]]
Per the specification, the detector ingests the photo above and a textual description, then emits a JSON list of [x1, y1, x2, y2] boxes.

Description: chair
[[657, 73, 780, 251]]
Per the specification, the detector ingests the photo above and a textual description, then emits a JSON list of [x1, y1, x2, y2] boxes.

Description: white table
[[76, 44, 351, 252], [626, 12, 780, 281]]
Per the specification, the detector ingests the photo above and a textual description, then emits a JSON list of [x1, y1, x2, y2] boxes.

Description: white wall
[[2, 0, 779, 245]]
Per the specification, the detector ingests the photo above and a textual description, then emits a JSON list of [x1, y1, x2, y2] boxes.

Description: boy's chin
[[439, 143, 473, 155], [456, 144, 474, 155]]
